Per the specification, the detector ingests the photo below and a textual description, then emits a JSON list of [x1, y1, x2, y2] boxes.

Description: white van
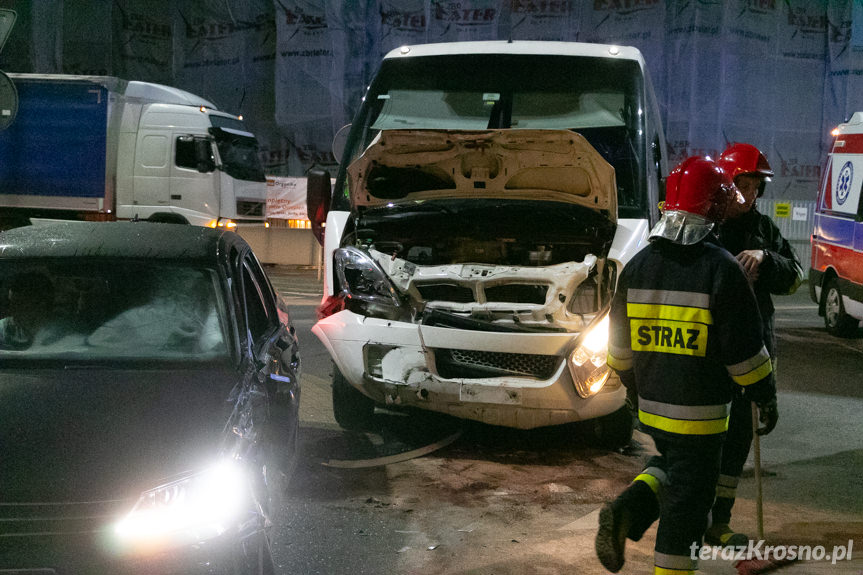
[[306, 41, 667, 447], [810, 112, 863, 336]]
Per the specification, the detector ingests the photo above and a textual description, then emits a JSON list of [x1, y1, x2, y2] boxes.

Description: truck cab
[[307, 41, 667, 446], [0, 75, 267, 228]]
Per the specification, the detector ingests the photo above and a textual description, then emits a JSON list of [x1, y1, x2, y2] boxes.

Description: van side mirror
[[195, 139, 216, 173], [307, 169, 331, 245]]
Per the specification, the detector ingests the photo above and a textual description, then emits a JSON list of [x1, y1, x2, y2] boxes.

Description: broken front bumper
[[312, 310, 625, 429]]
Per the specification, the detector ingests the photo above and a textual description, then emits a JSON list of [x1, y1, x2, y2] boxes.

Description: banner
[[112, 0, 174, 84], [580, 0, 663, 84], [376, 0, 428, 58], [175, 0, 246, 114], [429, 0, 500, 41], [7, 0, 863, 202], [266, 176, 308, 220], [663, 0, 725, 167], [62, 0, 112, 76], [509, 1, 577, 42], [274, 0, 335, 174]]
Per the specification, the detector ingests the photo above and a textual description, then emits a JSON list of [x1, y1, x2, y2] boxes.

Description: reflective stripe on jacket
[[607, 237, 775, 437]]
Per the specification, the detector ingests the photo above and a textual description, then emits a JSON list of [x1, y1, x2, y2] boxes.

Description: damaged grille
[[416, 283, 475, 303], [236, 200, 265, 217], [415, 283, 548, 304], [435, 348, 560, 379]]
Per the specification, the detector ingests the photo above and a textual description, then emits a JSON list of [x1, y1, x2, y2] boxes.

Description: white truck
[[0, 74, 267, 228], [306, 41, 668, 447]]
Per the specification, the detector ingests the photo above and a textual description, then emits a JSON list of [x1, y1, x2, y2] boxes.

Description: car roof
[[0, 221, 238, 262]]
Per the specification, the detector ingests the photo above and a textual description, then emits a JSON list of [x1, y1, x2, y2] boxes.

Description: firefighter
[[706, 143, 803, 547], [595, 156, 778, 574]]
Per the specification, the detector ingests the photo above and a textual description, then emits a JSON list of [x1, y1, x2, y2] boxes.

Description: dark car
[[0, 222, 301, 574]]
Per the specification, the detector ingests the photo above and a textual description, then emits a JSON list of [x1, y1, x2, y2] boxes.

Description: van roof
[[836, 112, 863, 135], [383, 40, 646, 66]]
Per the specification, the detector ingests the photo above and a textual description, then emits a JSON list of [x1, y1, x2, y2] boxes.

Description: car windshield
[[0, 260, 230, 362], [341, 53, 647, 218]]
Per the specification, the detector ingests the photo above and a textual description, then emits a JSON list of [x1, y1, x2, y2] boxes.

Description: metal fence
[[756, 199, 815, 274]]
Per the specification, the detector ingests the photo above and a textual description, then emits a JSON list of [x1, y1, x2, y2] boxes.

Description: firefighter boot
[[704, 523, 749, 548], [595, 502, 632, 573]]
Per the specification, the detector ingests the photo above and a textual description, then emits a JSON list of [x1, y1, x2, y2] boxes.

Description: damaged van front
[[313, 129, 634, 445], [308, 41, 668, 447]]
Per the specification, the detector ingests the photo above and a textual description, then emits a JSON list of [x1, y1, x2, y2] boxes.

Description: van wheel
[[332, 366, 375, 430], [823, 278, 858, 337], [588, 405, 634, 450]]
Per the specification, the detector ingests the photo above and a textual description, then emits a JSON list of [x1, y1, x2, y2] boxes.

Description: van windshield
[[341, 53, 648, 218]]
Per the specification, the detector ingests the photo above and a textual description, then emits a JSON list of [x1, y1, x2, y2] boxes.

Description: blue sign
[[836, 161, 853, 206]]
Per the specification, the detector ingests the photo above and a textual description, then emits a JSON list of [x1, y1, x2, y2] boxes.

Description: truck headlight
[[112, 460, 250, 554], [334, 246, 403, 319], [568, 313, 611, 398]]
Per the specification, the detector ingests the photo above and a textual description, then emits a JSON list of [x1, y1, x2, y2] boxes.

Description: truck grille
[[434, 348, 560, 379], [236, 200, 265, 217]]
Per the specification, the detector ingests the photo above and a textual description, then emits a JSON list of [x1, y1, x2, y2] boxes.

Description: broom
[[733, 403, 798, 575]]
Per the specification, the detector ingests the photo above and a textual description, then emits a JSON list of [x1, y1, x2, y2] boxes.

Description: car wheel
[[823, 278, 858, 337], [332, 365, 375, 430], [588, 405, 634, 450]]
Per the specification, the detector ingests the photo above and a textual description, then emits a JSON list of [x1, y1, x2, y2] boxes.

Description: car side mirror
[[307, 169, 331, 245], [195, 139, 216, 173]]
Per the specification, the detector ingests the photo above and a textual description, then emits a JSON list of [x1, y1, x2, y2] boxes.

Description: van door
[[170, 134, 220, 223]]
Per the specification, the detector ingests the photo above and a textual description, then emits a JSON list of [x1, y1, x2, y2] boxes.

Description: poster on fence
[[266, 176, 308, 220]]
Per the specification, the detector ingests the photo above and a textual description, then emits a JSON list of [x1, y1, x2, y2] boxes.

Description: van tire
[[588, 405, 634, 450], [823, 278, 859, 337], [332, 366, 375, 430]]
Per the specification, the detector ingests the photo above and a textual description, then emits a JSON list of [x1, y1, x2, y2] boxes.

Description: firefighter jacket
[[606, 237, 776, 438], [717, 206, 804, 321]]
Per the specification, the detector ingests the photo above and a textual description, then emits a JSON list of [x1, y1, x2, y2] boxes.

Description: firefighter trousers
[[613, 432, 723, 574], [711, 393, 753, 526]]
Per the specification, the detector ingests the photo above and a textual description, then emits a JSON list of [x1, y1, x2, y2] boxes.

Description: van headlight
[[334, 246, 403, 319], [112, 460, 250, 554], [568, 313, 611, 398]]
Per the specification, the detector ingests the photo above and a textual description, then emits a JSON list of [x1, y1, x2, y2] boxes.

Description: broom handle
[[752, 402, 764, 540]]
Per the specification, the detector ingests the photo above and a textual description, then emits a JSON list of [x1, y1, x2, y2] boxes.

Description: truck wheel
[[332, 366, 375, 430], [823, 278, 859, 337], [588, 405, 634, 450]]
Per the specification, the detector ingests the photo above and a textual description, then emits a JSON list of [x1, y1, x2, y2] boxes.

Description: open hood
[[348, 129, 617, 221]]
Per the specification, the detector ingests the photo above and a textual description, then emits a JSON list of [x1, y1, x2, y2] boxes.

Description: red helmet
[[664, 156, 739, 222], [717, 143, 774, 180]]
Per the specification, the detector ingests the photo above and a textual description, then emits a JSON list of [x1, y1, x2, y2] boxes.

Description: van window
[[342, 54, 647, 218]]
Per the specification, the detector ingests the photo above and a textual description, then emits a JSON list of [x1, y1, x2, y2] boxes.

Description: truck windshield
[[339, 53, 648, 218], [209, 126, 267, 183]]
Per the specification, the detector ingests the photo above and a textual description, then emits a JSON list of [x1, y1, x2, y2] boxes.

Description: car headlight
[[333, 246, 403, 319], [568, 313, 611, 399], [112, 460, 250, 554]]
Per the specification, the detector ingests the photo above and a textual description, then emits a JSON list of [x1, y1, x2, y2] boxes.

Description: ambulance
[[810, 112, 863, 336]]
